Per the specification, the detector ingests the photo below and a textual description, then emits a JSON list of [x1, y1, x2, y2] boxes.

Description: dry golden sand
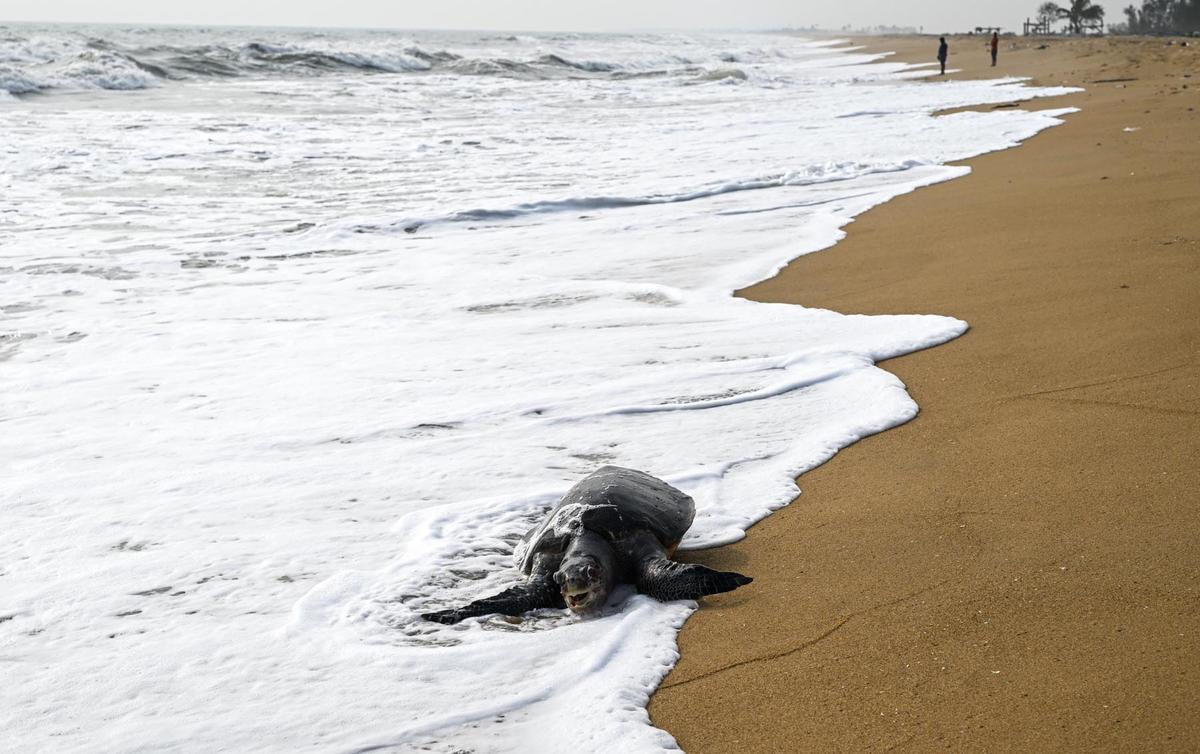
[[650, 35, 1200, 752]]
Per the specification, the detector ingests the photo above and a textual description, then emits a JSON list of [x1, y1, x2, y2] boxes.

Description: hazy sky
[[3, 0, 1122, 35]]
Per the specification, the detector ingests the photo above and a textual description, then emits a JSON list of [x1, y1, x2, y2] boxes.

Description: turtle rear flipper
[[421, 575, 564, 624], [636, 558, 752, 602]]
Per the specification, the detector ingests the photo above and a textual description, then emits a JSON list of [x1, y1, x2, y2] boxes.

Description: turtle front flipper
[[636, 558, 752, 602], [421, 575, 564, 624]]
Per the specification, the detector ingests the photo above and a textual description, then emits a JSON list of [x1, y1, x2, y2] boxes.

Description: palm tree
[[1049, 0, 1107, 33]]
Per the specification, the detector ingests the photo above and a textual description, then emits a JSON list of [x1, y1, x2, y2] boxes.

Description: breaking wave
[[0, 28, 777, 96]]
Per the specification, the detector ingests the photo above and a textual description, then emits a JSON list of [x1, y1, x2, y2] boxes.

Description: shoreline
[[651, 35, 1200, 751]]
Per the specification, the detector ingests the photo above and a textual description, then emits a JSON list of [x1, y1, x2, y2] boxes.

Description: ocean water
[[1, 24, 1075, 753]]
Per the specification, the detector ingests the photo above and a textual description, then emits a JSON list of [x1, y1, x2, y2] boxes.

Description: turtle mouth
[[564, 587, 592, 612]]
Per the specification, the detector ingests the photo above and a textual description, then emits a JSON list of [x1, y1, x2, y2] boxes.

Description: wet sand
[[651, 35, 1200, 751]]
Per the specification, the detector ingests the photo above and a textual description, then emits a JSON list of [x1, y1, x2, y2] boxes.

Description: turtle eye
[[553, 570, 565, 585], [585, 564, 597, 581]]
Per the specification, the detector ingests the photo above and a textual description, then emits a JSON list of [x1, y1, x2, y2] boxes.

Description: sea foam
[[0, 27, 1077, 753]]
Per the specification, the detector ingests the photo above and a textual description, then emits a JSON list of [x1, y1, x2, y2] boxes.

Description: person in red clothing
[[990, 31, 999, 67]]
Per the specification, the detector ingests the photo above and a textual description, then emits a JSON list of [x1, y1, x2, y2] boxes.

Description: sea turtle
[[421, 465, 752, 624]]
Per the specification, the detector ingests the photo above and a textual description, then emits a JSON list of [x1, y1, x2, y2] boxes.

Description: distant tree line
[[1115, 0, 1200, 33], [1032, 0, 1199, 33]]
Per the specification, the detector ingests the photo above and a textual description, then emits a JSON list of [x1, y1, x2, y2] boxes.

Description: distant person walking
[[990, 31, 999, 67], [937, 36, 948, 75]]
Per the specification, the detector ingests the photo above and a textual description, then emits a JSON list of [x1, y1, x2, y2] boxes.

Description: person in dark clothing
[[990, 32, 999, 66], [937, 36, 948, 75]]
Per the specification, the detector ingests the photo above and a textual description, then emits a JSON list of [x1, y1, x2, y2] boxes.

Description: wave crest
[[336, 160, 929, 237]]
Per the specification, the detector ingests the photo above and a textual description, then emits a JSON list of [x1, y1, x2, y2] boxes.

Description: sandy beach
[[651, 34, 1200, 751]]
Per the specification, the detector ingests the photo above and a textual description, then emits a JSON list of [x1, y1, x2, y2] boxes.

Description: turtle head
[[554, 555, 609, 613]]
